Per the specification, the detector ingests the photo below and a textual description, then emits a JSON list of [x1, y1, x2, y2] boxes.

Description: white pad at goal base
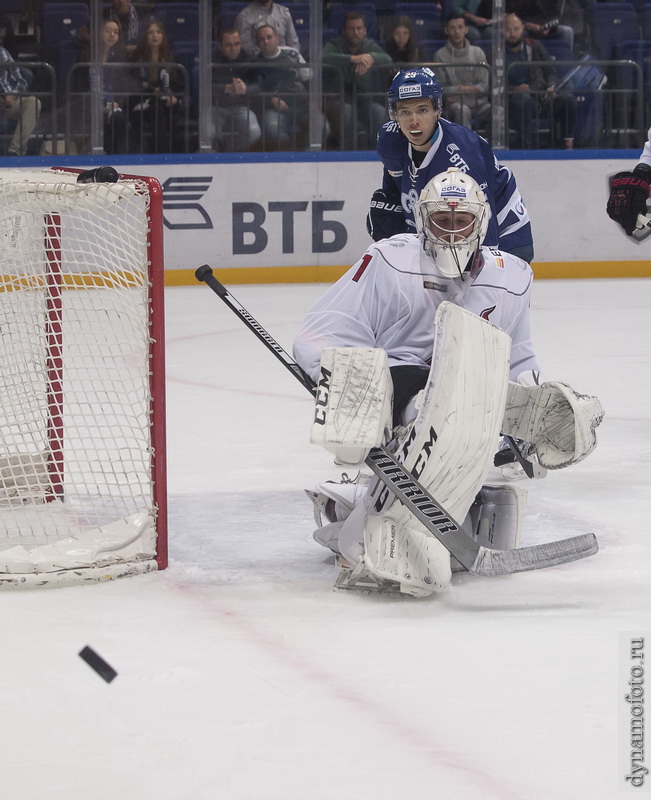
[[310, 347, 393, 465], [357, 302, 512, 596], [502, 381, 604, 469], [0, 512, 155, 574]]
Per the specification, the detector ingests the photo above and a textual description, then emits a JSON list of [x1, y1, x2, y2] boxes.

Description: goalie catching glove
[[607, 164, 651, 235], [502, 381, 604, 470]]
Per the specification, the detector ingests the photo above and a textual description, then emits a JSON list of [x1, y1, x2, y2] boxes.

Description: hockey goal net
[[0, 168, 166, 587]]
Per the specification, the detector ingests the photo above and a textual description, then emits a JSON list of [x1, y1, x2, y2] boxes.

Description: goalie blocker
[[310, 347, 393, 465]]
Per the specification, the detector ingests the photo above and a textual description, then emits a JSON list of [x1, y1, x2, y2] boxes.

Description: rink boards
[[2, 151, 649, 282]]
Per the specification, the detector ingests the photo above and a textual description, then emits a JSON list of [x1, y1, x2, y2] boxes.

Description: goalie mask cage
[[0, 168, 167, 587]]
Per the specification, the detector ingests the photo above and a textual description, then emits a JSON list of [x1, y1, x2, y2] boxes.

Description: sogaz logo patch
[[399, 84, 423, 98], [441, 185, 467, 198]]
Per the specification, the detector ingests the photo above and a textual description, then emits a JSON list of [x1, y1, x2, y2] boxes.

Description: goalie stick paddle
[[195, 265, 598, 577]]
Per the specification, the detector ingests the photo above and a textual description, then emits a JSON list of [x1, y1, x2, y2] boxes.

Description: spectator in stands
[[0, 45, 41, 156], [75, 18, 130, 154], [236, 0, 300, 57], [434, 13, 491, 134], [0, 14, 17, 58], [254, 22, 309, 149], [384, 15, 421, 64], [105, 0, 145, 54], [506, 0, 574, 53], [213, 28, 261, 151], [323, 12, 392, 149], [504, 12, 576, 148], [559, 0, 588, 52], [450, 0, 493, 43], [129, 20, 184, 153]]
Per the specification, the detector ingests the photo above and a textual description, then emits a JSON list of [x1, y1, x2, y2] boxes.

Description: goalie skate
[[334, 558, 403, 595], [305, 472, 373, 527]]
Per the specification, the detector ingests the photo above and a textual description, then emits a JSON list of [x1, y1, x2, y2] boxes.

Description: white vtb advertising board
[[112, 157, 643, 272]]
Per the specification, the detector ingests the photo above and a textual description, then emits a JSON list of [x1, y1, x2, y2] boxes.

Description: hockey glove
[[607, 164, 651, 235], [366, 188, 408, 242]]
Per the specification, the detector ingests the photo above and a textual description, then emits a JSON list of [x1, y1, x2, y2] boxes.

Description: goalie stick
[[504, 436, 546, 480], [195, 265, 598, 577]]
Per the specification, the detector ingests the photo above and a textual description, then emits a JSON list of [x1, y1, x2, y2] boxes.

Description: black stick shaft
[[195, 265, 316, 395], [505, 435, 535, 479]]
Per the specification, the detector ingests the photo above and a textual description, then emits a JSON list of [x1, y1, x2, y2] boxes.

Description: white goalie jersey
[[293, 234, 540, 383]]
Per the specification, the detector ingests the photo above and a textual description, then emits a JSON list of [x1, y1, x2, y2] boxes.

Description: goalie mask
[[415, 168, 490, 281]]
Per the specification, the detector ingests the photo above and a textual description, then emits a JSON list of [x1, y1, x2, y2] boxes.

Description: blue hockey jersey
[[377, 118, 534, 257]]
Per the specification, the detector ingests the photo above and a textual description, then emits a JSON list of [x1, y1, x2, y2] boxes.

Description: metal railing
[[65, 61, 190, 156], [207, 62, 343, 152], [0, 57, 648, 155], [504, 60, 644, 149]]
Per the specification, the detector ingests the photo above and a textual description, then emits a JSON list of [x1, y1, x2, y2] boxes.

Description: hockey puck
[[76, 166, 119, 184], [79, 645, 118, 683]]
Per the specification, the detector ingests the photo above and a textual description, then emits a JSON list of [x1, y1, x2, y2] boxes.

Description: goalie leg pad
[[452, 484, 527, 571], [336, 500, 452, 596], [503, 381, 604, 469], [363, 512, 452, 597], [339, 302, 512, 597], [310, 347, 393, 465], [465, 484, 527, 550], [376, 301, 512, 525]]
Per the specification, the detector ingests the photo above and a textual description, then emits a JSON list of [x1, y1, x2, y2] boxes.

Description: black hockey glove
[[366, 188, 408, 242], [607, 164, 651, 235]]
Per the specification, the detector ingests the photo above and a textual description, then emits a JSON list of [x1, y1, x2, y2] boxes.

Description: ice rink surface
[[1, 277, 649, 800]]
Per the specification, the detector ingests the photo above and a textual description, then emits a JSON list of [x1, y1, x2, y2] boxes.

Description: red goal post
[[0, 168, 167, 587]]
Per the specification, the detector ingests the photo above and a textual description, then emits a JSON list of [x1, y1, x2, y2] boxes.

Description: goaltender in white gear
[[293, 168, 604, 598]]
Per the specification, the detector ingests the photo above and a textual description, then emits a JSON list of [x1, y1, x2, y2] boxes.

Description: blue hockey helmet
[[387, 68, 443, 116]]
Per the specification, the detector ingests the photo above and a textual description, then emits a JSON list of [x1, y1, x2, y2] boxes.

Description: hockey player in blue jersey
[[367, 67, 535, 263]]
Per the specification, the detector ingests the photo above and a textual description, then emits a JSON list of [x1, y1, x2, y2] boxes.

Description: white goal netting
[[0, 169, 165, 586]]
